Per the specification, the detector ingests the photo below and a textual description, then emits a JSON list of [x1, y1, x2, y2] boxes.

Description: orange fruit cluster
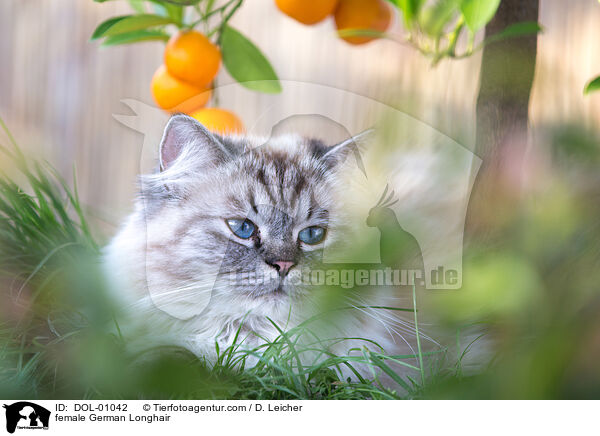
[[274, 0, 391, 45], [151, 30, 244, 135]]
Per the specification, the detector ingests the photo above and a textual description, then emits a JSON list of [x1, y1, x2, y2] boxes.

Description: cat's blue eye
[[226, 218, 256, 239], [298, 226, 326, 245]]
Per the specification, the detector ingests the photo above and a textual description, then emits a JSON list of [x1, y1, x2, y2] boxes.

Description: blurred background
[[0, 0, 599, 237]]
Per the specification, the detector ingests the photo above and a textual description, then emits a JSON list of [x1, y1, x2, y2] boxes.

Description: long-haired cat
[[104, 114, 446, 384]]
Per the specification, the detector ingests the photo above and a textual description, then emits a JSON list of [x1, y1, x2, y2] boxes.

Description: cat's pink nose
[[273, 261, 296, 276]]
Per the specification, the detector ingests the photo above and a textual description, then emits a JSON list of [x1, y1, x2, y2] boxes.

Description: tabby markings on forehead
[[255, 168, 278, 206]]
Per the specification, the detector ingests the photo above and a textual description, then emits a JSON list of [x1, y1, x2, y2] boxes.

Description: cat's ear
[[159, 114, 233, 172], [321, 129, 374, 175]]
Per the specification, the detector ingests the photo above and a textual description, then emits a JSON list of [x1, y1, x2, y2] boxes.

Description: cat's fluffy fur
[[104, 114, 433, 380]]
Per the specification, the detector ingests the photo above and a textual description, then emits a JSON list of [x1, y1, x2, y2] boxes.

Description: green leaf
[[396, 0, 424, 24], [163, 5, 184, 24], [418, 0, 460, 37], [91, 14, 175, 40], [127, 0, 146, 14], [584, 76, 600, 95], [101, 29, 170, 46], [484, 21, 543, 45], [460, 0, 500, 32], [221, 26, 281, 94], [91, 16, 128, 40], [149, 1, 184, 23]]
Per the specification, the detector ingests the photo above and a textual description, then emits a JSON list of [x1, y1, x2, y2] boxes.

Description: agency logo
[[2, 402, 50, 434]]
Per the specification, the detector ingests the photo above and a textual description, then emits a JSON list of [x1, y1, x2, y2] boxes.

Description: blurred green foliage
[[387, 0, 542, 65], [421, 123, 600, 398]]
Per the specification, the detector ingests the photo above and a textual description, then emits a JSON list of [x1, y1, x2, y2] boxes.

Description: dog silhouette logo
[[2, 402, 50, 434]]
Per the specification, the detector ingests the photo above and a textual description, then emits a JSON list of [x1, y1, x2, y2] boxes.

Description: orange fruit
[[151, 65, 211, 114], [275, 0, 338, 25], [190, 108, 245, 135], [165, 30, 221, 87], [334, 0, 391, 45]]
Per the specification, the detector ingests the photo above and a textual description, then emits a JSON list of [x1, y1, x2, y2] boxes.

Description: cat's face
[[137, 115, 361, 316], [193, 146, 334, 300]]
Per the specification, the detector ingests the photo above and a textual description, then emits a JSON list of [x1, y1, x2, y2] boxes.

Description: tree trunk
[[466, 0, 540, 238]]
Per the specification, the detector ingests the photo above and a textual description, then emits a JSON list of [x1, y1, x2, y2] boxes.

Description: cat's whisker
[[351, 303, 419, 363], [345, 294, 441, 349], [347, 302, 404, 343], [124, 280, 231, 311]]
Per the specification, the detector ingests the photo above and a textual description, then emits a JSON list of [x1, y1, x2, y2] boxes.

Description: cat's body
[[104, 114, 448, 384]]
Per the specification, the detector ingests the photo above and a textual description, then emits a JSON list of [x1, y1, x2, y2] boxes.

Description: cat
[[104, 114, 444, 384]]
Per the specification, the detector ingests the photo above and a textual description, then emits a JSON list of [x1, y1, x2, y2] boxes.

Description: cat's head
[[128, 114, 366, 319]]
